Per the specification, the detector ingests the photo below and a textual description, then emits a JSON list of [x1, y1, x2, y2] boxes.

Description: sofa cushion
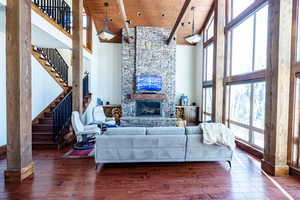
[[146, 127, 185, 135], [105, 127, 146, 135], [185, 126, 202, 135]]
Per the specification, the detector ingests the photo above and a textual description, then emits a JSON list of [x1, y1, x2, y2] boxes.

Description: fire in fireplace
[[136, 100, 162, 117]]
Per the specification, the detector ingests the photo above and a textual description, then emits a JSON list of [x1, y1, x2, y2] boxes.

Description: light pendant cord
[[192, 7, 195, 34]]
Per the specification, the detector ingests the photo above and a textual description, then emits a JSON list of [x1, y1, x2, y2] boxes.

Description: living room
[[1, 0, 300, 199]]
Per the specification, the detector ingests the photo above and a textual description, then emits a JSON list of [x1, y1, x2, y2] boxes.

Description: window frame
[[226, 81, 265, 150], [224, 0, 268, 150], [226, 2, 268, 77], [202, 86, 213, 121], [288, 0, 300, 170], [200, 6, 215, 122]]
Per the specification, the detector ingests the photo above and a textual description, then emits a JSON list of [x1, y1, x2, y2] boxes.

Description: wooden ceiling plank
[[84, 0, 213, 45], [166, 0, 192, 45]]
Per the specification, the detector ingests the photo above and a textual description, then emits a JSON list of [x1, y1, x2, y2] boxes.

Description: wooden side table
[[176, 106, 200, 126]]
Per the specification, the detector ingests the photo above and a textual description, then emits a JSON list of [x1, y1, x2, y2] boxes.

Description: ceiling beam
[[166, 0, 192, 45], [116, 0, 133, 43], [199, 1, 215, 35]]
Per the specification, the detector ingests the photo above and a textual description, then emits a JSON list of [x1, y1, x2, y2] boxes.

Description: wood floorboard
[[0, 148, 299, 200]]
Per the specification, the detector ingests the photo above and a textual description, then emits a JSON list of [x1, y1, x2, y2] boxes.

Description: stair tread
[[32, 132, 53, 135], [33, 124, 52, 127], [32, 141, 57, 145]]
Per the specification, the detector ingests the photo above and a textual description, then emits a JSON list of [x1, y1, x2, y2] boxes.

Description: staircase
[[32, 88, 73, 149], [30, 2, 92, 149], [32, 46, 69, 89], [32, 45, 74, 149]]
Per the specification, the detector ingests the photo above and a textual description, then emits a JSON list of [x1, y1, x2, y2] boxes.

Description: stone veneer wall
[[121, 27, 176, 118]]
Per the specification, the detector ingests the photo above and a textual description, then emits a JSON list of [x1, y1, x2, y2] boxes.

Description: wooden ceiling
[[84, 0, 214, 45]]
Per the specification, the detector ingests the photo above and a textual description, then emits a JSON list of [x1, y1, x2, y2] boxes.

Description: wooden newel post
[[262, 0, 293, 176], [72, 0, 84, 114], [5, 0, 34, 182]]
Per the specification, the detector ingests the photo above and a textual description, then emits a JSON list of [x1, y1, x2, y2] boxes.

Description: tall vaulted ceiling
[[84, 0, 214, 45]]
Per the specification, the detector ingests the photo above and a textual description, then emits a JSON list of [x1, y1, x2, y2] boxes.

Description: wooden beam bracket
[[116, 0, 133, 43]]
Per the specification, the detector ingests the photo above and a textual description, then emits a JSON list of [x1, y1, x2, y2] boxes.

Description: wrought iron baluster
[[32, 0, 71, 33]]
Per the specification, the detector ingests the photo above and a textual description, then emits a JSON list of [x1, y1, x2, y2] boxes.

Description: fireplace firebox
[[136, 100, 162, 117]]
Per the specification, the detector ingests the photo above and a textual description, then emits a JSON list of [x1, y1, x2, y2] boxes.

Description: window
[[230, 84, 251, 125], [291, 0, 300, 169], [297, 0, 300, 61], [203, 87, 212, 121], [204, 44, 214, 81], [204, 14, 214, 42], [231, 16, 254, 75], [254, 6, 268, 71], [82, 11, 93, 51], [231, 0, 255, 19], [202, 10, 214, 122], [228, 4, 268, 76], [227, 82, 265, 149], [252, 82, 265, 129]]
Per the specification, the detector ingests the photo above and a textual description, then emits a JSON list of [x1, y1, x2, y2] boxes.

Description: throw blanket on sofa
[[200, 123, 236, 151]]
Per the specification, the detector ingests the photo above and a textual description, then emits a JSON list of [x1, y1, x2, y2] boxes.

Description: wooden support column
[[72, 0, 84, 114], [5, 0, 34, 182], [261, 0, 293, 176], [212, 0, 225, 123]]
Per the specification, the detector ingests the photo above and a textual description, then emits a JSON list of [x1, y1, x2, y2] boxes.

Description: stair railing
[[32, 0, 72, 33], [83, 72, 90, 98], [52, 90, 72, 141], [38, 48, 69, 85]]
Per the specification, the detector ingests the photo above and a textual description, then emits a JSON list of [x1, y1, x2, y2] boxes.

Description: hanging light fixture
[[184, 7, 201, 44], [97, 2, 116, 41]]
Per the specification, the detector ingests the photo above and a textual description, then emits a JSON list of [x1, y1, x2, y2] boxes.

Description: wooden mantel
[[129, 94, 167, 100]]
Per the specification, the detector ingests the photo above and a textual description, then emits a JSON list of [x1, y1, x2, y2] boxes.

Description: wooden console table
[[176, 106, 200, 126]]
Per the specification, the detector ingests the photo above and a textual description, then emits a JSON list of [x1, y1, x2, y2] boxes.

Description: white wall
[[82, 24, 102, 124], [32, 9, 72, 49], [0, 7, 6, 146], [176, 45, 197, 105], [32, 57, 63, 119], [97, 43, 122, 105]]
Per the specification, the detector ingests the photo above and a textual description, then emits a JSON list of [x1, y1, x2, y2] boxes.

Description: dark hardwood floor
[[0, 148, 299, 200]]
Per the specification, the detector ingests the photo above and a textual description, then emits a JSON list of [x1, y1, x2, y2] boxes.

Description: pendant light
[[97, 2, 116, 41], [184, 7, 201, 44]]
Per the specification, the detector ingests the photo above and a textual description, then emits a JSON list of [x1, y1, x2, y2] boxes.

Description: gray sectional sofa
[[95, 126, 233, 167]]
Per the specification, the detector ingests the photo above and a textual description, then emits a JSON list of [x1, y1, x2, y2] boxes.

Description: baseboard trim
[[235, 140, 263, 159], [5, 162, 34, 182], [261, 159, 289, 176], [0, 145, 6, 159]]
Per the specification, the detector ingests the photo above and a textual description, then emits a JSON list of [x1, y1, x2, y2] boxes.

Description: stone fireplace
[[120, 26, 177, 127], [136, 100, 162, 117]]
